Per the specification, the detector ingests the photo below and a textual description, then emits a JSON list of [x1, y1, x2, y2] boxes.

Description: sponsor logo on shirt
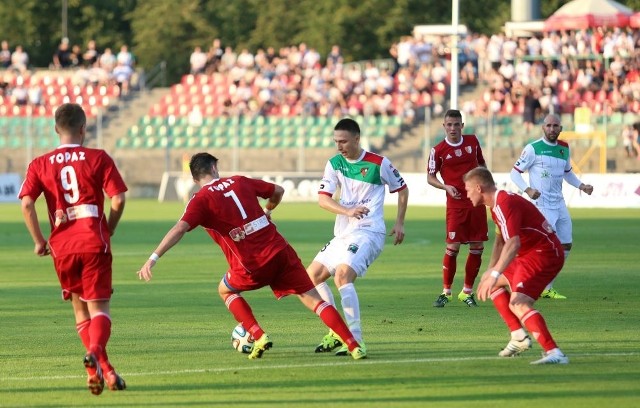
[[347, 243, 359, 254]]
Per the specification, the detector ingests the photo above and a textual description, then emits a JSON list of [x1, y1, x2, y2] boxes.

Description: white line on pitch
[[1, 352, 637, 382]]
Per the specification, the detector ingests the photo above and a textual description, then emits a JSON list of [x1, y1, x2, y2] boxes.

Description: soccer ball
[[231, 323, 254, 353]]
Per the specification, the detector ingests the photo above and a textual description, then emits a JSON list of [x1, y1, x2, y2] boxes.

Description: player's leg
[[82, 253, 126, 391], [331, 232, 381, 355], [307, 239, 345, 352], [69, 294, 103, 395], [218, 279, 266, 345], [511, 256, 568, 364], [434, 208, 461, 307], [297, 289, 365, 359], [537, 208, 567, 299], [459, 207, 488, 306]]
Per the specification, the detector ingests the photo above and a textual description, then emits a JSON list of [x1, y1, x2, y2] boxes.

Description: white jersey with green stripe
[[319, 150, 406, 237], [513, 137, 572, 208]]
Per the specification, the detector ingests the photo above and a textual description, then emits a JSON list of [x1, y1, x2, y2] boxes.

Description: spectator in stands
[[522, 87, 541, 133], [99, 48, 116, 72], [0, 40, 11, 68], [83, 40, 99, 67], [190, 46, 207, 74], [112, 61, 134, 96], [70, 44, 82, 67], [326, 45, 343, 66], [11, 77, 28, 105], [28, 82, 42, 106], [206, 38, 224, 74], [10, 45, 29, 73], [52, 38, 73, 69], [116, 44, 134, 68]]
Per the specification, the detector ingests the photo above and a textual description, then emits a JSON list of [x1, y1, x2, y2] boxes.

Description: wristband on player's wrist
[[490, 270, 501, 279], [149, 252, 160, 262]]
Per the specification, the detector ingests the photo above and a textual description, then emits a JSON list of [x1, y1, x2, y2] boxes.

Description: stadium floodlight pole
[[62, 0, 68, 40], [450, 0, 460, 110]]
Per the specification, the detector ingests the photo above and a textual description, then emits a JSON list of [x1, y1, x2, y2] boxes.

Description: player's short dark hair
[[334, 118, 360, 136], [463, 166, 495, 187], [444, 109, 462, 120], [55, 103, 86, 133], [190, 152, 219, 181]]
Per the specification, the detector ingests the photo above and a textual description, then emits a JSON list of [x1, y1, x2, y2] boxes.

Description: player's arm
[[138, 220, 191, 282], [318, 193, 370, 219], [563, 171, 593, 195], [389, 186, 408, 245], [510, 168, 539, 200], [427, 171, 461, 199], [478, 232, 520, 301], [20, 195, 49, 256], [107, 192, 126, 236], [264, 184, 284, 215]]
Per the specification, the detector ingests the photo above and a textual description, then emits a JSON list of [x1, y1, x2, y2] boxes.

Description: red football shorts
[[223, 244, 315, 299], [445, 206, 489, 244], [53, 252, 113, 301], [503, 250, 564, 299]]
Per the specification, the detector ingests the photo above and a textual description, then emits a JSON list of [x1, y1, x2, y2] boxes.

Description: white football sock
[[315, 281, 335, 306], [338, 283, 362, 343]]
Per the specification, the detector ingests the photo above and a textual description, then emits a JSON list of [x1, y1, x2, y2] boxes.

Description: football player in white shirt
[[510, 114, 593, 299]]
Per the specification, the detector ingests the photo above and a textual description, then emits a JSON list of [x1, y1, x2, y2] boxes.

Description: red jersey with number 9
[[18, 145, 128, 256], [180, 176, 288, 272]]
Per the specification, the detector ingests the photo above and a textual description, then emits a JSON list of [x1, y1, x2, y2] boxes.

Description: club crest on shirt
[[455, 149, 462, 157], [465, 146, 472, 154], [360, 168, 368, 178], [448, 231, 456, 240], [347, 243, 359, 254]]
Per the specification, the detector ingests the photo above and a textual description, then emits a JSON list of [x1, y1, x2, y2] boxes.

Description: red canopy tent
[[631, 11, 640, 28], [544, 0, 634, 31]]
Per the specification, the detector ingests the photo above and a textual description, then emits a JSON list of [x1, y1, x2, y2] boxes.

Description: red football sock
[[522, 309, 558, 352], [76, 319, 91, 351], [224, 293, 264, 340], [490, 288, 522, 332], [464, 247, 483, 289], [442, 248, 459, 291], [88, 313, 112, 371], [314, 301, 359, 351]]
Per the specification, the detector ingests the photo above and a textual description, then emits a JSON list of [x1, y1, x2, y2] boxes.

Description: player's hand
[[525, 188, 541, 200], [349, 206, 370, 219], [389, 224, 405, 245], [445, 185, 461, 199], [138, 259, 155, 282], [581, 184, 594, 195], [34, 241, 50, 256], [476, 270, 498, 302]]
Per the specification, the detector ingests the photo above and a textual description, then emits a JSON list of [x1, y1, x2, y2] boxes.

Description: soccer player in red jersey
[[464, 167, 569, 365], [428, 109, 488, 307], [137, 153, 366, 360], [19, 103, 128, 394]]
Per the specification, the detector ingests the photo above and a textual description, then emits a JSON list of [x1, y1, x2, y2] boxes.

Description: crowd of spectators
[[0, 38, 136, 108], [185, 27, 640, 127], [461, 27, 640, 123]]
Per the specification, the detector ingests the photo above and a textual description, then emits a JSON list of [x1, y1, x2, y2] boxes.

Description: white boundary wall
[[259, 172, 640, 208]]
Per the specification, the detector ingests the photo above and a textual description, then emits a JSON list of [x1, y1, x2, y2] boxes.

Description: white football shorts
[[313, 229, 385, 277]]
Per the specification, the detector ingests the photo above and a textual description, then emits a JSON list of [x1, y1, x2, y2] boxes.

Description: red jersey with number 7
[[18, 144, 128, 256], [180, 176, 288, 272]]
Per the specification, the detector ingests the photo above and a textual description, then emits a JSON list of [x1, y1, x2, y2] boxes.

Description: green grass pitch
[[1, 200, 639, 407]]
